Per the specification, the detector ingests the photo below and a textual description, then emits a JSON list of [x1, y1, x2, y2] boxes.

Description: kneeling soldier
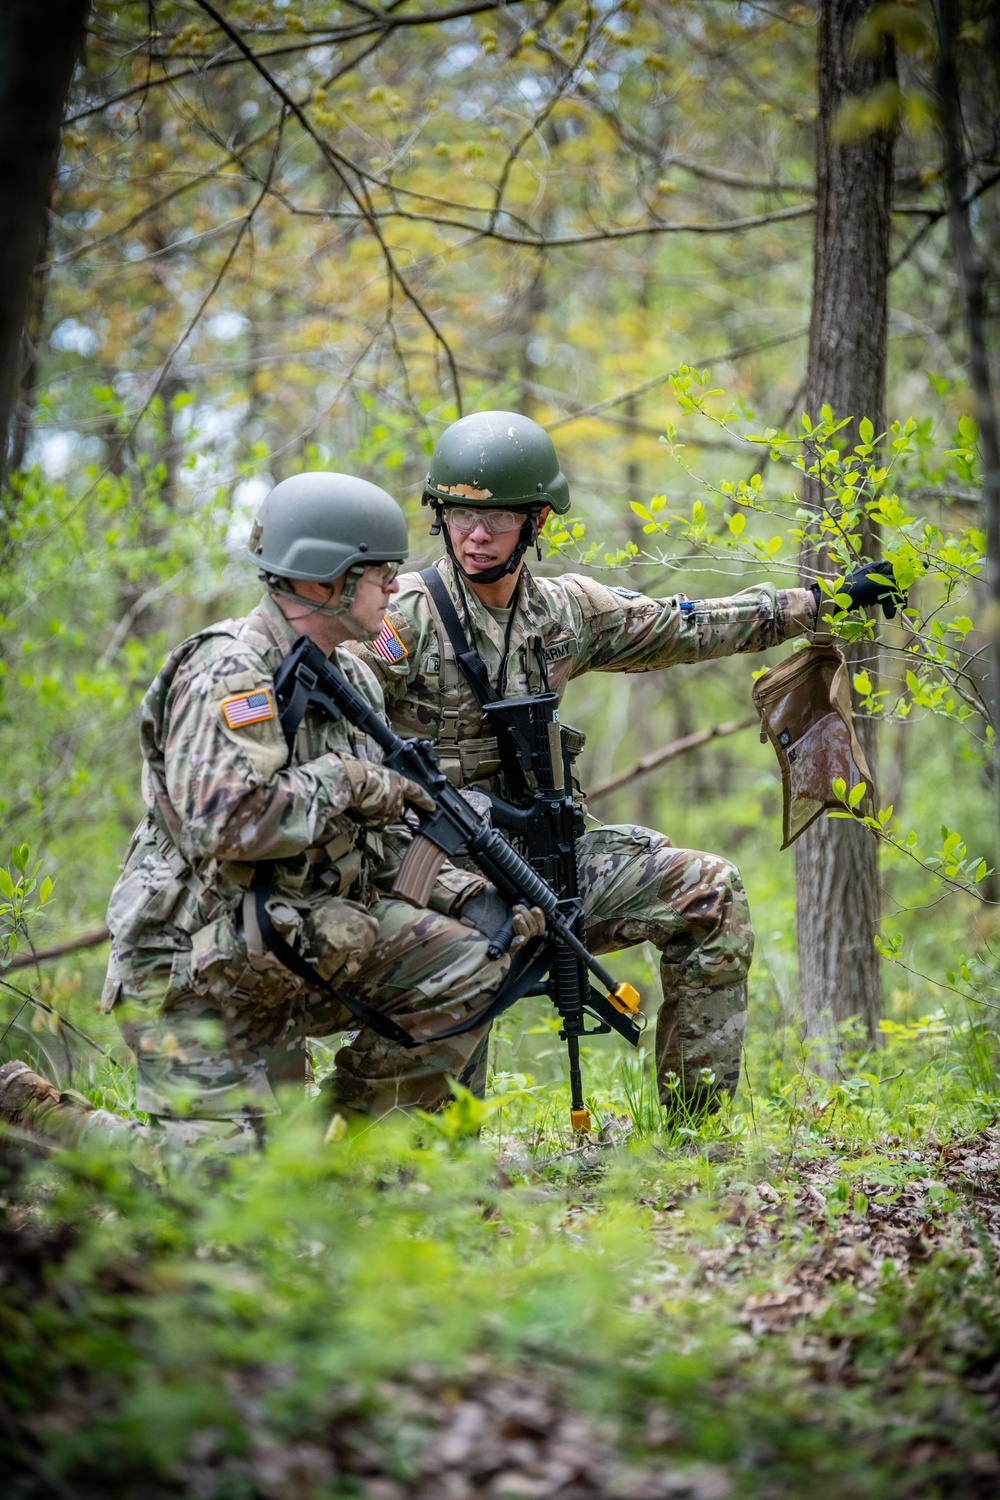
[[348, 412, 894, 1111], [96, 472, 536, 1149]]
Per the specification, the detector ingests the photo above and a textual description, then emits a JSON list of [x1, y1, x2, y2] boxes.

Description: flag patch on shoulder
[[221, 689, 274, 728], [371, 617, 408, 664]]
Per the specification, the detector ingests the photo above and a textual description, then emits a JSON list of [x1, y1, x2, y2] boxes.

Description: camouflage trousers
[[114, 898, 510, 1140], [581, 823, 752, 1104], [463, 823, 753, 1107]]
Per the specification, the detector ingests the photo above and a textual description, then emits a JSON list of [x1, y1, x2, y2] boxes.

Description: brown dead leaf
[[741, 1286, 827, 1335]]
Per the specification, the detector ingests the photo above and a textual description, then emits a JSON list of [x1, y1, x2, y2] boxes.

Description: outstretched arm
[[564, 575, 820, 677]]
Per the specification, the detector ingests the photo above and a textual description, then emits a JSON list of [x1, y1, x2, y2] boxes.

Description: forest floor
[[2, 1023, 1000, 1500]]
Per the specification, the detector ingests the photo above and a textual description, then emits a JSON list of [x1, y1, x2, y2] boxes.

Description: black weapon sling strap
[[419, 565, 535, 798], [420, 564, 498, 710], [250, 657, 418, 1051], [420, 564, 551, 707], [251, 642, 551, 1050]]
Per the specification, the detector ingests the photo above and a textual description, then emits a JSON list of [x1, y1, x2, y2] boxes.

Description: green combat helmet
[[423, 411, 570, 584], [248, 471, 408, 640]]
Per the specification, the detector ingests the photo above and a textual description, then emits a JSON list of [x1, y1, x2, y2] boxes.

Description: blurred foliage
[[1, 3, 999, 1485], [2, 1025, 1000, 1495]]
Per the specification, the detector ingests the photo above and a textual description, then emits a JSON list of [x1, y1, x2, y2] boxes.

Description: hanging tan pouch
[[751, 639, 874, 850]]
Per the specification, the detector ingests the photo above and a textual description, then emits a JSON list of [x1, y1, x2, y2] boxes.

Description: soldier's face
[[282, 565, 400, 644], [349, 564, 401, 634], [445, 506, 550, 577]]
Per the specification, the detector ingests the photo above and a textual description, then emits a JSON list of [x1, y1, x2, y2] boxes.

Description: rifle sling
[[419, 566, 526, 797], [419, 565, 496, 709], [252, 862, 419, 1050]]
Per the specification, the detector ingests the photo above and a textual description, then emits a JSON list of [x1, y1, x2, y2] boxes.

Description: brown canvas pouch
[[751, 628, 874, 850]]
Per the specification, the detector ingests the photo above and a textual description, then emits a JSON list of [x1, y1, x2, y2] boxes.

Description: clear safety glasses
[[444, 506, 525, 535], [363, 559, 403, 585]]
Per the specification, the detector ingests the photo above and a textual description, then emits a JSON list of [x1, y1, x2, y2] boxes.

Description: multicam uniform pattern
[[348, 559, 819, 1104], [102, 592, 508, 1145]]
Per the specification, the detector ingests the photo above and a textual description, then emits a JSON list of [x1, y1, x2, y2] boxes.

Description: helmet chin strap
[[433, 503, 540, 587], [262, 567, 381, 641]]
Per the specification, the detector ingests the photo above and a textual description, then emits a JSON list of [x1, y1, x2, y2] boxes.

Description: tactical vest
[[108, 610, 382, 958]]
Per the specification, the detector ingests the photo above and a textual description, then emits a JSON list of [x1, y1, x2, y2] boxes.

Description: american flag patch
[[370, 617, 408, 664], [221, 689, 274, 729]]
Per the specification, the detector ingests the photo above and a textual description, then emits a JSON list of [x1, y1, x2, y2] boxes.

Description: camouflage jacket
[[104, 593, 479, 976], [347, 558, 819, 791]]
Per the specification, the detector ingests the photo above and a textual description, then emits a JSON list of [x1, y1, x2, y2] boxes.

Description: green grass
[[2, 996, 999, 1499]]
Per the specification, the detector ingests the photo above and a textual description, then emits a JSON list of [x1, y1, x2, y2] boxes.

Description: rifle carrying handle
[[392, 834, 448, 907]]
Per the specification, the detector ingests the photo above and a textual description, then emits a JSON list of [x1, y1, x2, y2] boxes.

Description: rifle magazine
[[393, 835, 448, 907]]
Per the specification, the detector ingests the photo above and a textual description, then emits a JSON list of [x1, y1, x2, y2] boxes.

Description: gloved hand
[[459, 884, 547, 953], [810, 559, 907, 620], [341, 758, 436, 826]]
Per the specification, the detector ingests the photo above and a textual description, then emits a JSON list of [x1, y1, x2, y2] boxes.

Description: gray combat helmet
[[423, 411, 570, 515], [248, 471, 408, 581]]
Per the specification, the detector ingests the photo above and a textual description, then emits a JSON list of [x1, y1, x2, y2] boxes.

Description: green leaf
[[0, 868, 14, 899], [39, 876, 53, 903], [728, 512, 746, 537], [848, 781, 867, 808], [853, 669, 872, 697], [831, 776, 847, 803], [975, 860, 988, 883], [858, 417, 874, 445]]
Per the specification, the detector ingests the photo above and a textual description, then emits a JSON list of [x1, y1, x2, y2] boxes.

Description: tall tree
[[0, 0, 90, 483], [796, 0, 898, 1041], [935, 0, 1000, 868]]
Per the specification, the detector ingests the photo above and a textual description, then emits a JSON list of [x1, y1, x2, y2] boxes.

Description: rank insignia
[[221, 688, 275, 728], [371, 617, 408, 664]]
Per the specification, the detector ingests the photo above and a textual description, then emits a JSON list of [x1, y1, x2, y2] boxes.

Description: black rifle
[[272, 636, 642, 1131], [482, 691, 617, 1131]]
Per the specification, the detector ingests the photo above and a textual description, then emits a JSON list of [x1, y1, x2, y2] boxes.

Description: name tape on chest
[[371, 617, 408, 664], [544, 639, 574, 662], [221, 688, 275, 729]]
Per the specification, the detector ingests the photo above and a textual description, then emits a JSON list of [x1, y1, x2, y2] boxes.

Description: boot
[[0, 1059, 97, 1147]]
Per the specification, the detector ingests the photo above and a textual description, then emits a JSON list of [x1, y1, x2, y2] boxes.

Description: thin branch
[[5, 925, 110, 972], [890, 167, 1000, 273], [191, 0, 463, 411], [544, 327, 808, 431], [0, 975, 108, 1052], [51, 116, 284, 266], [489, 14, 588, 231], [65, 1, 511, 124], [587, 717, 757, 803], [670, 155, 811, 193], [127, 104, 287, 433]]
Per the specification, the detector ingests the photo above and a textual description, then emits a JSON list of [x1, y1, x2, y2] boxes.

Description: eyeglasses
[[362, 559, 403, 585], [444, 506, 525, 535]]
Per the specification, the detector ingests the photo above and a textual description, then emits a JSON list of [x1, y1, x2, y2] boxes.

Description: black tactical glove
[[459, 885, 546, 954], [810, 559, 906, 621]]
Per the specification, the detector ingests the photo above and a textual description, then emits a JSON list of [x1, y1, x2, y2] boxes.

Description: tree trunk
[[936, 0, 1000, 871], [795, 0, 897, 1042], [0, 0, 89, 483]]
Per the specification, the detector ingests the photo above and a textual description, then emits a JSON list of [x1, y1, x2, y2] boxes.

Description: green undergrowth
[[2, 1009, 1000, 1499]]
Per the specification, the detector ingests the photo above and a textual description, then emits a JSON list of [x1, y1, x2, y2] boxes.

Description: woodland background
[[2, 3, 1000, 1497]]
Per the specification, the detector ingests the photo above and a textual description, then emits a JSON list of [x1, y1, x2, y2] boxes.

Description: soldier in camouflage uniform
[[346, 412, 824, 1109], [95, 472, 543, 1149]]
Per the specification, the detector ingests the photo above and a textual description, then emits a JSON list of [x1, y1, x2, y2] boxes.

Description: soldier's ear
[[538, 505, 552, 526]]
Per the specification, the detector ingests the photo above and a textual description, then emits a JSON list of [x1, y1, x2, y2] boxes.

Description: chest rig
[[418, 566, 554, 791]]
